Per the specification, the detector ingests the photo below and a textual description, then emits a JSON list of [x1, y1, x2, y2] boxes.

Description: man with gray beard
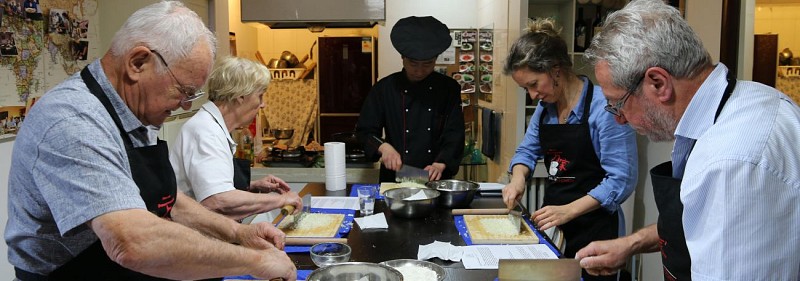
[[575, 0, 800, 280]]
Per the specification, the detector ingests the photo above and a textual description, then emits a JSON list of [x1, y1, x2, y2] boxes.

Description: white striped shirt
[[677, 64, 800, 280]]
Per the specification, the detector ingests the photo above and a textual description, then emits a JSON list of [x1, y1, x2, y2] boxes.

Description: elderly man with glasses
[[5, 2, 295, 280]]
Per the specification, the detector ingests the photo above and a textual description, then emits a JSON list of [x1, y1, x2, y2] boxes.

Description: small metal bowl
[[306, 262, 403, 281], [310, 242, 351, 268], [426, 179, 479, 208], [380, 259, 446, 281], [383, 187, 440, 219]]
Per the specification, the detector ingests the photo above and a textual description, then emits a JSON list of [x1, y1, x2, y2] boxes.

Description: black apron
[[649, 71, 735, 281], [15, 67, 178, 281], [232, 158, 251, 190], [539, 79, 618, 281]]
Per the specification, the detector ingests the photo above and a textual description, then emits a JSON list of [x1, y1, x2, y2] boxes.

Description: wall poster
[[0, 0, 99, 108]]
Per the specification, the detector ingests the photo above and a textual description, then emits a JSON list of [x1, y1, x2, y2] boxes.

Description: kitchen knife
[[395, 164, 429, 183], [498, 259, 581, 281], [507, 198, 525, 234], [508, 210, 523, 234]]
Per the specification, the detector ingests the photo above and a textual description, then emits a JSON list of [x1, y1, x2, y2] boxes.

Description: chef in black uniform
[[356, 16, 465, 182]]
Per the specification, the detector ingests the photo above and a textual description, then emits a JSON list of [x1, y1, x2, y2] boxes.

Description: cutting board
[[277, 213, 345, 238], [464, 215, 539, 244]]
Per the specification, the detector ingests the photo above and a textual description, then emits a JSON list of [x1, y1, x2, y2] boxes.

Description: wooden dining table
[[288, 183, 558, 281]]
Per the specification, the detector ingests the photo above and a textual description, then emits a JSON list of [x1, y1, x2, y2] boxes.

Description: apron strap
[[80, 67, 134, 148]]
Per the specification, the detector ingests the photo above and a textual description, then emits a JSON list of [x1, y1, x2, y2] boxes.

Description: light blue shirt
[[678, 64, 800, 280], [509, 77, 638, 215], [4, 60, 148, 274]]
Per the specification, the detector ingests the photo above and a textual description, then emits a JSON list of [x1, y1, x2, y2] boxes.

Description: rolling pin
[[451, 208, 511, 215], [285, 237, 348, 245], [280, 205, 295, 216]]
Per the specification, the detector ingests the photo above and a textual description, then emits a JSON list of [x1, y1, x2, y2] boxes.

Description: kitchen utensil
[[278, 213, 345, 237], [280, 194, 311, 230], [451, 208, 512, 215], [508, 209, 522, 234], [271, 128, 294, 139], [498, 259, 581, 281], [281, 50, 300, 67], [310, 242, 351, 267], [426, 179, 479, 208], [379, 259, 446, 281], [306, 262, 403, 281], [255, 51, 268, 66], [395, 165, 429, 183], [780, 48, 794, 66], [300, 61, 316, 79], [508, 197, 525, 234], [383, 187, 440, 219], [463, 215, 538, 244], [286, 237, 348, 246]]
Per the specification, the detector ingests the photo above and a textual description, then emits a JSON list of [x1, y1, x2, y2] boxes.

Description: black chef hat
[[391, 16, 451, 61]]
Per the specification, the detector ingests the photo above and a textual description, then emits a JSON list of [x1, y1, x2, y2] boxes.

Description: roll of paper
[[325, 174, 346, 191], [324, 142, 346, 190]]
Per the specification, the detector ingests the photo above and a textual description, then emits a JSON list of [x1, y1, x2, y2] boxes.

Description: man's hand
[[424, 163, 446, 181], [531, 204, 577, 231], [575, 238, 633, 276], [378, 143, 402, 171], [250, 175, 291, 194], [251, 244, 297, 281], [281, 191, 303, 215], [234, 222, 286, 250]]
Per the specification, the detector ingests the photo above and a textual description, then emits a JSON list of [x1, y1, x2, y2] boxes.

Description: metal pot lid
[[346, 151, 365, 158], [281, 150, 302, 158]]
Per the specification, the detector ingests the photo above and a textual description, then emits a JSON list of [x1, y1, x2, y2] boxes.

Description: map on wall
[[0, 0, 98, 107]]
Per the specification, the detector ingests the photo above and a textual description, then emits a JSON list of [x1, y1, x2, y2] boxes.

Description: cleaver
[[498, 259, 581, 281], [281, 194, 311, 229], [395, 164, 429, 183], [507, 198, 525, 234]]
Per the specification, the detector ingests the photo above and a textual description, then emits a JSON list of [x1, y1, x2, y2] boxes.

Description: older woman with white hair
[[170, 56, 302, 221]]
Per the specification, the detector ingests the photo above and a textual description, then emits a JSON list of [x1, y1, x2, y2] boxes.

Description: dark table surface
[[289, 183, 547, 281]]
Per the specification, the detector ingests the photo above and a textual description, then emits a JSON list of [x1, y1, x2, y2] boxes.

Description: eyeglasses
[[149, 49, 205, 105], [604, 74, 644, 117]]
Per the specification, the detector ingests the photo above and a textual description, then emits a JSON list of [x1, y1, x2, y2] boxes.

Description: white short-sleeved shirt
[[170, 102, 239, 202]]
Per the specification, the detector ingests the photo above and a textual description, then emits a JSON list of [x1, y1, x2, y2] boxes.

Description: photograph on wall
[[23, 0, 41, 21], [0, 31, 18, 56], [75, 19, 88, 38], [49, 8, 70, 34], [2, 0, 23, 19], [71, 40, 88, 60]]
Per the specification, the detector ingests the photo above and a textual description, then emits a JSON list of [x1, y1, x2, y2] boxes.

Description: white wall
[[377, 0, 480, 79], [0, 139, 14, 276]]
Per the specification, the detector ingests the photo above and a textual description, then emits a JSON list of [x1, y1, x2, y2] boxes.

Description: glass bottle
[[574, 7, 588, 52]]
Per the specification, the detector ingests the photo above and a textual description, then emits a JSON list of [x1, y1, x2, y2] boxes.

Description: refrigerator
[[317, 36, 377, 144]]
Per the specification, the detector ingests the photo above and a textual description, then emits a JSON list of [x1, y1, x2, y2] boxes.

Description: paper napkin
[[353, 213, 388, 229], [418, 240, 464, 262]]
